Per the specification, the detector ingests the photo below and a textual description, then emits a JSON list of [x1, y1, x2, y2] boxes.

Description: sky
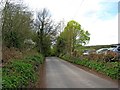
[[23, 0, 119, 46]]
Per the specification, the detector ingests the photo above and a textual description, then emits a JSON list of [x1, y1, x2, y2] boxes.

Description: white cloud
[[73, 1, 118, 45], [24, 0, 118, 45], [85, 15, 118, 45], [118, 13, 120, 43]]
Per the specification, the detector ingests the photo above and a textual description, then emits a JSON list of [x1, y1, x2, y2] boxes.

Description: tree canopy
[[34, 8, 59, 56], [55, 20, 90, 56], [1, 1, 91, 57], [2, 1, 33, 48]]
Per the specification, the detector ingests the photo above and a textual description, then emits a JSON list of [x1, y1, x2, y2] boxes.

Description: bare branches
[[35, 8, 58, 38], [34, 8, 60, 55]]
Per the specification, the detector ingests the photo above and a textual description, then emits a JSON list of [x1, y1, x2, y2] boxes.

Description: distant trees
[[55, 34, 66, 56], [2, 1, 33, 49], [55, 20, 90, 56]]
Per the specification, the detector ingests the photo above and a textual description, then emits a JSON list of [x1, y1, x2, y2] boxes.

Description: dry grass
[[2, 46, 39, 64], [2, 47, 23, 63], [82, 51, 119, 62]]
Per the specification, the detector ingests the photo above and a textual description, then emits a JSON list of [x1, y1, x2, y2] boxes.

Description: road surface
[[45, 57, 118, 88]]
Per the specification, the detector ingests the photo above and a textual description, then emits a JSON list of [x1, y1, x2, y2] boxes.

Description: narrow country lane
[[45, 57, 118, 88]]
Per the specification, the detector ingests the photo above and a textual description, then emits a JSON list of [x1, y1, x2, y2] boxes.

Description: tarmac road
[[45, 57, 118, 88]]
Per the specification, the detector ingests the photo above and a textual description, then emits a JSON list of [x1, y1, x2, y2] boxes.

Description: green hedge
[[61, 55, 120, 79], [2, 54, 44, 88]]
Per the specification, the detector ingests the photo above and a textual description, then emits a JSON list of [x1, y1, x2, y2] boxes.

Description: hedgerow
[[61, 54, 120, 79], [2, 54, 44, 88]]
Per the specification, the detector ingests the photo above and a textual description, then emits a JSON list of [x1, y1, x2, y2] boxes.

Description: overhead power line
[[72, 0, 85, 19]]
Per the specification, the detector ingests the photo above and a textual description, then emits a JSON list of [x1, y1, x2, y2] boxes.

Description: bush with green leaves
[[61, 55, 120, 79], [25, 54, 44, 64], [2, 54, 44, 88], [24, 54, 44, 71]]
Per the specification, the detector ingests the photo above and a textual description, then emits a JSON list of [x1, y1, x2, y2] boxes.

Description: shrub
[[61, 55, 120, 79], [2, 47, 23, 63], [83, 51, 119, 62], [2, 54, 44, 88], [24, 54, 44, 71], [2, 60, 36, 88], [25, 54, 44, 64], [103, 51, 118, 62]]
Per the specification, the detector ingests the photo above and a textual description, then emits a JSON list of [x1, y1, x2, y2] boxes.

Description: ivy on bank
[[60, 55, 120, 79], [2, 54, 44, 88]]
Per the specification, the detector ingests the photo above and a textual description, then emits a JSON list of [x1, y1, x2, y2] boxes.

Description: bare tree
[[34, 8, 58, 55]]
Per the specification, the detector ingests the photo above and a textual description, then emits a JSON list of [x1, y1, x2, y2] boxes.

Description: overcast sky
[[24, 0, 119, 46]]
